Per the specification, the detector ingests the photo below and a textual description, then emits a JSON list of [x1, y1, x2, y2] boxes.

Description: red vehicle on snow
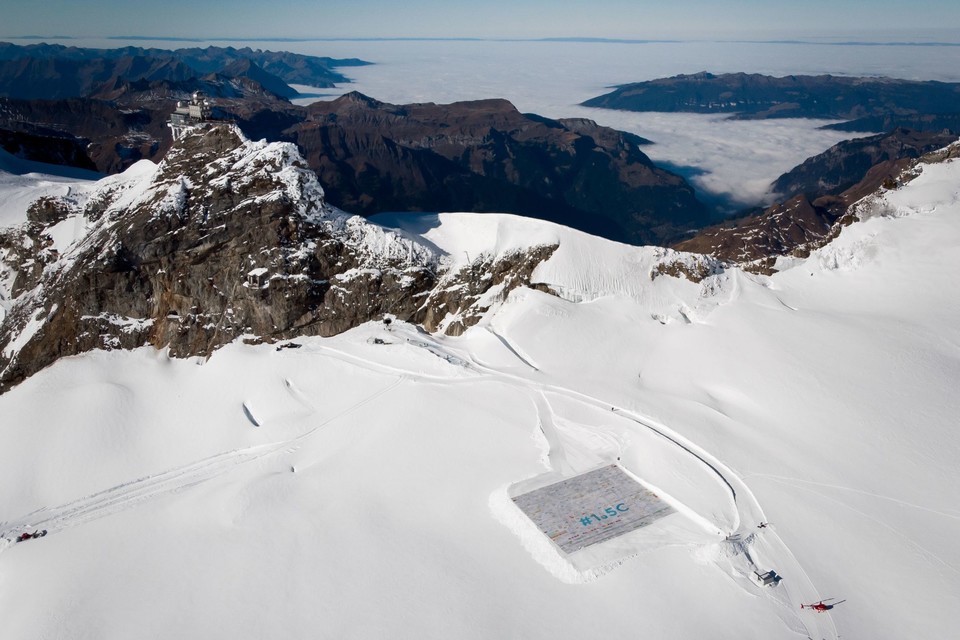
[[16, 530, 47, 542], [801, 598, 844, 612]]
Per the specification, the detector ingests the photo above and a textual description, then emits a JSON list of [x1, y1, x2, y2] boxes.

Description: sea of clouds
[[57, 37, 960, 210], [287, 39, 960, 210]]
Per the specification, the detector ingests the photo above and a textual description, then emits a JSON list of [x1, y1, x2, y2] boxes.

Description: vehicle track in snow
[[0, 376, 405, 554], [344, 327, 839, 640]]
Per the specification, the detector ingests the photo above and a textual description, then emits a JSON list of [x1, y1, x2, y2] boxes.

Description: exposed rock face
[[674, 137, 960, 273], [418, 245, 558, 336], [0, 124, 564, 393], [1, 125, 431, 391], [0, 128, 98, 171], [0, 96, 172, 173], [582, 72, 960, 122], [673, 195, 845, 273], [771, 128, 957, 200], [289, 93, 708, 246]]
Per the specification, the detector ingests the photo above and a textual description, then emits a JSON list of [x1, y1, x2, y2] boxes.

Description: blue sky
[[2, 0, 959, 40]]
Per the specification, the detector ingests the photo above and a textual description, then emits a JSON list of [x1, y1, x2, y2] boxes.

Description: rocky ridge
[[290, 92, 707, 246], [1, 89, 709, 245], [674, 138, 960, 273], [0, 42, 370, 100], [0, 123, 565, 392], [771, 128, 958, 201]]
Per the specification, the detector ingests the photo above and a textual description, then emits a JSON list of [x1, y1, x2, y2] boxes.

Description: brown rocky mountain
[[0, 124, 560, 393], [771, 128, 957, 201], [0, 73, 303, 173], [0, 128, 98, 171], [1, 88, 709, 246], [674, 136, 960, 272], [287, 92, 706, 245]]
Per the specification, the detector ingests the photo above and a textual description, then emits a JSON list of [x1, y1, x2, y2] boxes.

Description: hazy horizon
[[3, 0, 959, 42]]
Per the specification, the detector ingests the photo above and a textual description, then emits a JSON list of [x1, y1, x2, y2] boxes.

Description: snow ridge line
[[532, 391, 571, 474], [486, 326, 540, 371]]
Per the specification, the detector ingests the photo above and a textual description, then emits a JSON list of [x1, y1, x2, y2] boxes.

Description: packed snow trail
[[0, 324, 838, 639], [754, 474, 960, 577], [323, 325, 840, 640], [0, 442, 280, 542], [0, 376, 405, 552]]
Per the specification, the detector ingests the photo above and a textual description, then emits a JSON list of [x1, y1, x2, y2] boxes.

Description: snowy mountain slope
[[0, 141, 958, 639]]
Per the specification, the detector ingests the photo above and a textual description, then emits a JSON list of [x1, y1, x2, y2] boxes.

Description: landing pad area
[[511, 464, 674, 554]]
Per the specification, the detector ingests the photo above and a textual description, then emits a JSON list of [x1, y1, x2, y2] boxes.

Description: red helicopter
[[801, 598, 844, 612]]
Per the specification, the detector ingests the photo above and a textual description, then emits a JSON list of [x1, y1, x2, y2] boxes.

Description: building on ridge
[[168, 91, 213, 140]]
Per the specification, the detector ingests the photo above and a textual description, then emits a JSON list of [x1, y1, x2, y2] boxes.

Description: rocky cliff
[[0, 123, 563, 393], [1, 88, 708, 245], [771, 128, 957, 200], [290, 92, 707, 246], [674, 137, 960, 273]]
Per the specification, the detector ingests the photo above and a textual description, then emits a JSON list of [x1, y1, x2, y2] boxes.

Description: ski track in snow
[[753, 474, 960, 577], [746, 472, 960, 521], [414, 330, 836, 640], [0, 376, 405, 554], [0, 324, 838, 638], [313, 328, 839, 639]]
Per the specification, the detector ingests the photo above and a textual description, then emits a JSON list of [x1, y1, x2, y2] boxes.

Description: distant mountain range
[[0, 42, 370, 100], [4, 50, 959, 251], [0, 78, 712, 246], [288, 93, 701, 246], [583, 72, 960, 128]]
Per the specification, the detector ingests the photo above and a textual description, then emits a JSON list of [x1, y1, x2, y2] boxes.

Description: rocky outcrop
[[418, 245, 558, 336], [0, 123, 562, 393], [771, 128, 957, 200], [0, 128, 98, 171], [1, 86, 708, 246], [673, 195, 846, 274], [0, 124, 432, 391], [582, 72, 960, 122], [674, 137, 960, 273], [290, 93, 708, 246]]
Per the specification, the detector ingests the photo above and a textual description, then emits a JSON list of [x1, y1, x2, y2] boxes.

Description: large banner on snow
[[511, 464, 674, 554]]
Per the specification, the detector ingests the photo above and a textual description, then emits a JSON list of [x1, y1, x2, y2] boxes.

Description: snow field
[[0, 328, 799, 639], [1, 154, 960, 639]]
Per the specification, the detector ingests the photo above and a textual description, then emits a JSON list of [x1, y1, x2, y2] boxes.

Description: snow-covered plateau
[[0, 141, 959, 639]]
